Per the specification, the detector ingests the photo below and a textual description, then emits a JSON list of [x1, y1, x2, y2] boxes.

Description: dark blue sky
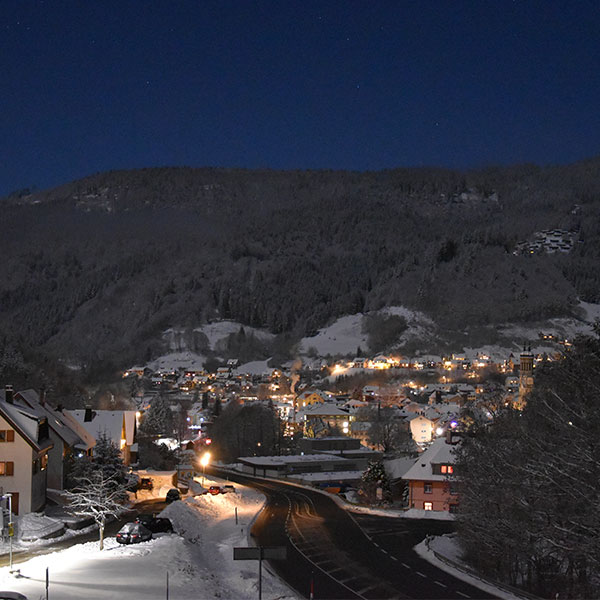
[[1, 1, 599, 196]]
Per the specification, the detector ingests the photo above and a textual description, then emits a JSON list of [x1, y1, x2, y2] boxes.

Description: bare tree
[[64, 470, 129, 550]]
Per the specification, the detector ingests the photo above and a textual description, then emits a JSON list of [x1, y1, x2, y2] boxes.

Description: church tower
[[517, 345, 534, 409]]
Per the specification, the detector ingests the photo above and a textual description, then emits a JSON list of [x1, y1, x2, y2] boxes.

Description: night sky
[[1, 1, 599, 196]]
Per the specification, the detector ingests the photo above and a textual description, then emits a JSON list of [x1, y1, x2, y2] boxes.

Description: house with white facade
[[0, 387, 53, 515], [66, 408, 138, 465]]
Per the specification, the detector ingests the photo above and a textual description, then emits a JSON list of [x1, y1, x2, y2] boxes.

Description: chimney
[[39, 386, 46, 406], [84, 406, 94, 422], [5, 385, 14, 404]]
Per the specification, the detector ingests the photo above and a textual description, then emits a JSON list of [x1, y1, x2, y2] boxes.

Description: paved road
[[0, 498, 166, 568], [212, 467, 498, 600]]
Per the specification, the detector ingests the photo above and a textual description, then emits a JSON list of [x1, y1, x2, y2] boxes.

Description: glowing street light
[[200, 451, 211, 486]]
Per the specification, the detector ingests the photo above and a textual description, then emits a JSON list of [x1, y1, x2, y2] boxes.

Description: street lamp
[[200, 451, 211, 486]]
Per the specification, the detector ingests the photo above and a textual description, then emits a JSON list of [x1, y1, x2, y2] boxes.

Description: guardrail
[[425, 536, 542, 600]]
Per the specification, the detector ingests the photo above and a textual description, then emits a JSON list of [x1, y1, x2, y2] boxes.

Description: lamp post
[[200, 452, 210, 486]]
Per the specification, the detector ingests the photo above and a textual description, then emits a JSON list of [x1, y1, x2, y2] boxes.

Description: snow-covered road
[[0, 477, 299, 600]]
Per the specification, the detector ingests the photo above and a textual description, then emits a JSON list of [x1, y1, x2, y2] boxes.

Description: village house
[[295, 402, 351, 436], [297, 389, 330, 407], [66, 408, 138, 465], [0, 386, 53, 515], [403, 434, 459, 512], [15, 389, 94, 490]]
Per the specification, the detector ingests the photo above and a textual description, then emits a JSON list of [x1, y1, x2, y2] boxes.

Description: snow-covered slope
[[163, 321, 275, 352], [298, 307, 436, 357]]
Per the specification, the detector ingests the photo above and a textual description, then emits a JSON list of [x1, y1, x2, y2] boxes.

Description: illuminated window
[[441, 465, 447, 474], [441, 465, 454, 474], [424, 482, 433, 494], [0, 461, 14, 476], [424, 502, 433, 511]]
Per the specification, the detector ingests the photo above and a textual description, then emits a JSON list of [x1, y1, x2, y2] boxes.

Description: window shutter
[[6, 462, 14, 476], [6, 430, 14, 442]]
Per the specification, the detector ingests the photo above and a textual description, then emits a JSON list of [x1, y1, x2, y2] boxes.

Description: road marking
[[401, 562, 411, 569], [456, 592, 471, 598], [416, 571, 427, 578], [434, 581, 447, 588], [381, 548, 388, 554], [372, 542, 379, 547], [390, 556, 398, 561]]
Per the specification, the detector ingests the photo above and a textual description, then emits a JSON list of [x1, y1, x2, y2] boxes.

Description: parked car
[[134, 514, 173, 533], [222, 484, 236, 494], [0, 593, 29, 600], [116, 522, 152, 544], [138, 477, 154, 491], [208, 485, 222, 495], [166, 488, 181, 503]]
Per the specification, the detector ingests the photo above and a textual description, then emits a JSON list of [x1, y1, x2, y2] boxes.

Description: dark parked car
[[116, 522, 152, 544], [165, 488, 181, 503], [138, 478, 154, 491], [222, 484, 236, 494], [134, 514, 173, 533]]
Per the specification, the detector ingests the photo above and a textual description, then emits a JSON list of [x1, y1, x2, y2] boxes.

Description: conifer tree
[[359, 460, 392, 504], [140, 394, 173, 437]]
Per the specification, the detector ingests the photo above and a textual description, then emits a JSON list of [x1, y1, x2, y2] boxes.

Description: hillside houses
[[513, 229, 577, 255]]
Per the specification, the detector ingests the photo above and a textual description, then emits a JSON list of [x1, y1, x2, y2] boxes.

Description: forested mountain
[[1, 158, 600, 377]]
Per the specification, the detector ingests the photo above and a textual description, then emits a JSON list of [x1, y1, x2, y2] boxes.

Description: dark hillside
[[1, 159, 599, 371]]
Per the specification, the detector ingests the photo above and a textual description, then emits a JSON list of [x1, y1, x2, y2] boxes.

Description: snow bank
[[14, 513, 65, 541], [415, 534, 525, 600]]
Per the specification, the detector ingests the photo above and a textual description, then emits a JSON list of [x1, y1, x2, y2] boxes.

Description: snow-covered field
[[0, 478, 298, 600]]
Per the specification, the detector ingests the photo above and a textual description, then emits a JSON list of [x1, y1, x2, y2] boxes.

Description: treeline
[[0, 159, 599, 376], [456, 331, 600, 598]]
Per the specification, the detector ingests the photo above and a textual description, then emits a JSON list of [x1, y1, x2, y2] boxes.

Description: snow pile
[[0, 477, 298, 600], [14, 512, 65, 541]]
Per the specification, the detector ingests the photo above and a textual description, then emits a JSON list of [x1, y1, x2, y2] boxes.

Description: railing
[[425, 536, 542, 600]]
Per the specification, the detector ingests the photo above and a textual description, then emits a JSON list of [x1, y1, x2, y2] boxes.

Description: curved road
[[213, 467, 498, 600]]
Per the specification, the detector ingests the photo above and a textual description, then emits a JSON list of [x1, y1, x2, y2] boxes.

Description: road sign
[[234, 546, 287, 600], [234, 546, 287, 561]]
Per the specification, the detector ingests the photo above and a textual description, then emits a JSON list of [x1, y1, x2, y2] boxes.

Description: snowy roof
[[297, 404, 349, 418], [287, 470, 364, 483], [66, 410, 137, 446], [384, 456, 419, 480], [238, 454, 354, 467], [15, 390, 87, 448], [402, 438, 459, 482], [0, 398, 53, 452]]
